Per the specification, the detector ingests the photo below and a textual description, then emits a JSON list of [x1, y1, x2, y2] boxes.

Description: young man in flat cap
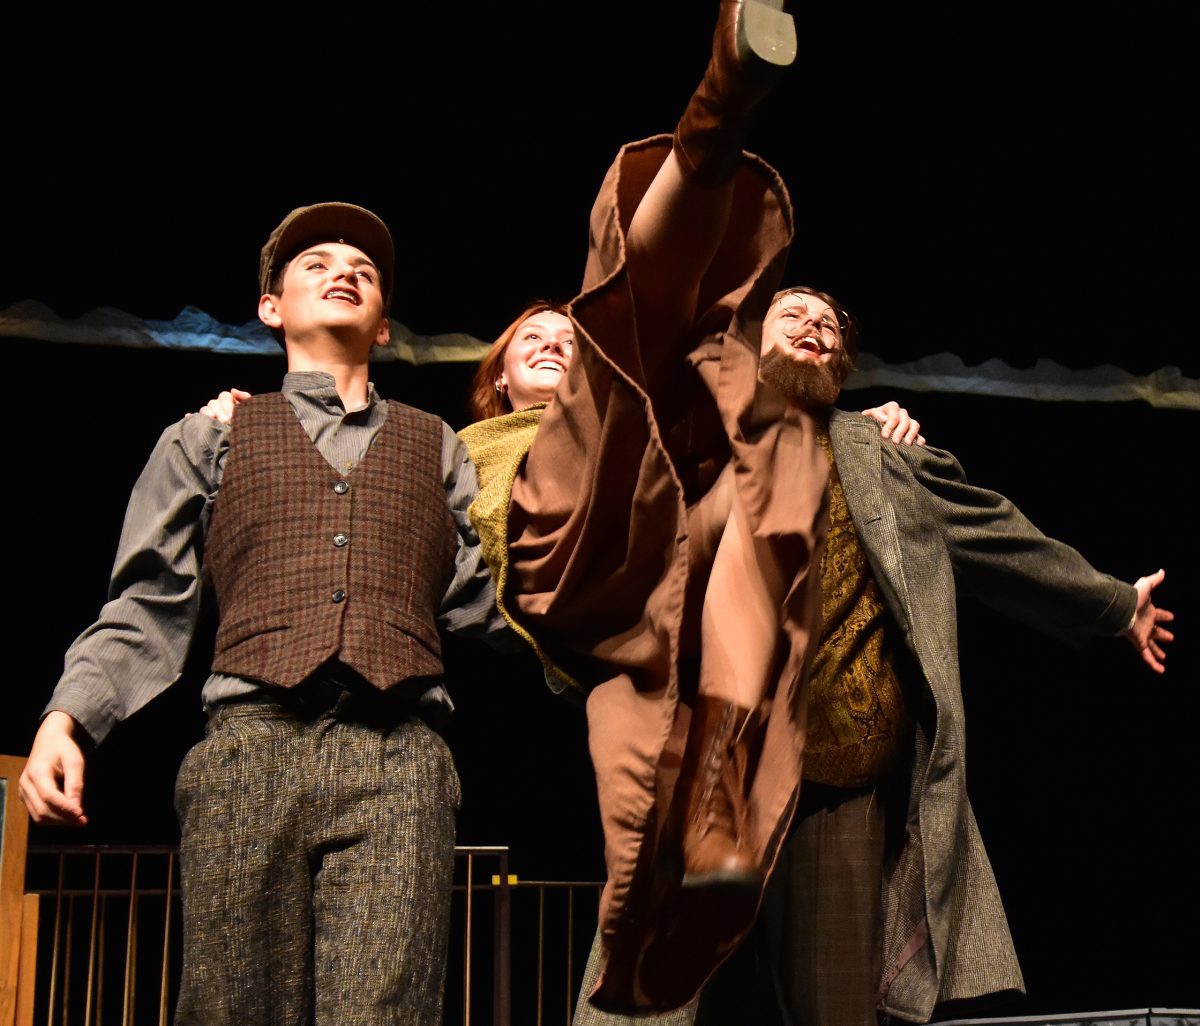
[[19, 202, 505, 1025]]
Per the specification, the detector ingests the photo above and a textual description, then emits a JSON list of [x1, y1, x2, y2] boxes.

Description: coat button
[[333, 480, 349, 495], [331, 589, 346, 603], [333, 533, 349, 547]]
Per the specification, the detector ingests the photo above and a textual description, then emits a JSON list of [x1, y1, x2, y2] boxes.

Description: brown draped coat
[[500, 135, 829, 1013]]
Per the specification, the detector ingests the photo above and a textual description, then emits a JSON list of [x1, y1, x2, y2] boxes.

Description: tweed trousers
[[173, 698, 460, 1026], [696, 784, 887, 1026], [572, 784, 887, 1026]]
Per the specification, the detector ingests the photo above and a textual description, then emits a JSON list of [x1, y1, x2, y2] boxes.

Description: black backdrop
[[5, 1, 1196, 380]]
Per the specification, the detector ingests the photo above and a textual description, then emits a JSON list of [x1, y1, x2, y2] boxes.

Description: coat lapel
[[827, 410, 914, 635]]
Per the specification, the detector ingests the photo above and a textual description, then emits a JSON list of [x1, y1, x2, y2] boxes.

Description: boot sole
[[680, 868, 762, 891], [738, 0, 798, 69]]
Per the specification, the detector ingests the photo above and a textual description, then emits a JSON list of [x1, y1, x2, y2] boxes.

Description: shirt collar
[[281, 370, 380, 414]]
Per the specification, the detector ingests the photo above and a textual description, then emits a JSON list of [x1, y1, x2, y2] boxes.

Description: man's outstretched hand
[[1126, 568, 1175, 673]]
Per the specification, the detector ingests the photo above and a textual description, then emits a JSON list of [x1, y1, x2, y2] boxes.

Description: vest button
[[333, 533, 349, 547], [333, 480, 349, 495], [331, 589, 346, 603]]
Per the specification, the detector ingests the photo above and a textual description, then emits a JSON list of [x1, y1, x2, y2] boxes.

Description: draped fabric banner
[[0, 301, 491, 366], [847, 352, 1198, 411], [4, 301, 1197, 411]]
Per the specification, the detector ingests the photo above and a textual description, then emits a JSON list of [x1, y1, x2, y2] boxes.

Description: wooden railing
[[17, 845, 603, 1026]]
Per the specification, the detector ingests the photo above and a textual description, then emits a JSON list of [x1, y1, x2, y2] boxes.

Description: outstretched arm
[[896, 442, 1141, 648], [1125, 568, 1175, 673]]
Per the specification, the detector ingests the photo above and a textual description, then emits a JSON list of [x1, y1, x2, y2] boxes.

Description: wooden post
[[0, 755, 31, 1026]]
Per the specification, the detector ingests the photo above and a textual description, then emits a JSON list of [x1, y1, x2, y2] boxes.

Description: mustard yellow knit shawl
[[458, 406, 581, 695]]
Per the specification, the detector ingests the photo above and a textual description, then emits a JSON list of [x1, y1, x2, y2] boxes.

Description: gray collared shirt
[[47, 371, 509, 743]]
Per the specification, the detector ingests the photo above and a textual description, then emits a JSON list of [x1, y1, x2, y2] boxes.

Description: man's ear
[[373, 316, 391, 348], [258, 293, 283, 329]]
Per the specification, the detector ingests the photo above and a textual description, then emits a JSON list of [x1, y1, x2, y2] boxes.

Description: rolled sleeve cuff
[[42, 684, 121, 747]]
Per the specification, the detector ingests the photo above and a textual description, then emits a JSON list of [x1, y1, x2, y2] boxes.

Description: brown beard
[[757, 345, 842, 409]]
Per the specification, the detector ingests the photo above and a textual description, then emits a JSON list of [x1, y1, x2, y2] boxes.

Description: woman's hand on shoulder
[[192, 388, 252, 424], [861, 400, 925, 446]]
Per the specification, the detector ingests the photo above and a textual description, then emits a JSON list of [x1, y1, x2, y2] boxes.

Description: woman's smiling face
[[498, 310, 576, 411]]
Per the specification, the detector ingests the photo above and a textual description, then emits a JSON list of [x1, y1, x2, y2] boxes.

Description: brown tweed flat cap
[[259, 202, 394, 308]]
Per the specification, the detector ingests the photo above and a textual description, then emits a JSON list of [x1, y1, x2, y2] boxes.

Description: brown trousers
[[173, 698, 460, 1026]]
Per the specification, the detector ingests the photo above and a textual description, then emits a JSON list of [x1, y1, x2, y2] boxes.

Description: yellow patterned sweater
[[458, 406, 581, 695], [804, 426, 910, 788]]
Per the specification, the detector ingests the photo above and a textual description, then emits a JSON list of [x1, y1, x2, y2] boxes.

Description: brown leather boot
[[673, 0, 797, 186], [677, 695, 762, 889]]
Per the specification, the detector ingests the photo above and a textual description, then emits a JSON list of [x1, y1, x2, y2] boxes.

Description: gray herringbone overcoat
[[828, 409, 1137, 1022]]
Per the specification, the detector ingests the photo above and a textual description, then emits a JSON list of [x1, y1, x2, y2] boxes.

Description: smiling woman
[[498, 310, 575, 411], [454, 300, 579, 694], [465, 301, 574, 422]]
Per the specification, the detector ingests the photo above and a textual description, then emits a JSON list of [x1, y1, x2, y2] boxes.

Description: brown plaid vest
[[204, 393, 457, 690]]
